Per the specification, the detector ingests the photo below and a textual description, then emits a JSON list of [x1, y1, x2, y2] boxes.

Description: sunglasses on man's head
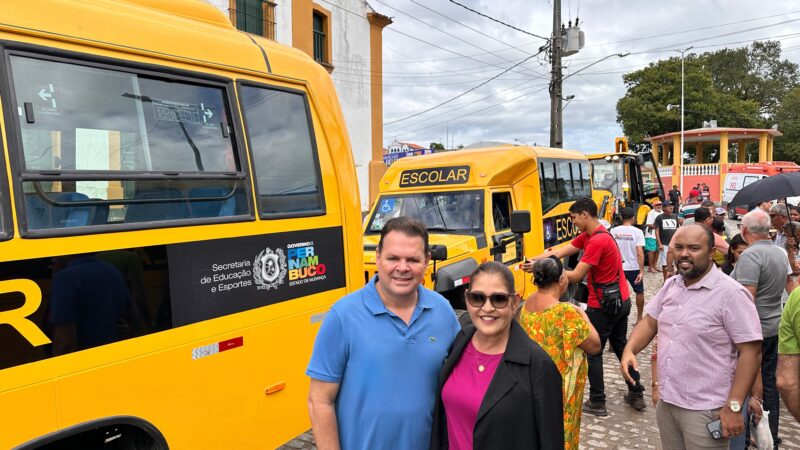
[[465, 291, 512, 309]]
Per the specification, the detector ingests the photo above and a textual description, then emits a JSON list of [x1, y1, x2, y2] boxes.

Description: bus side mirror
[[510, 210, 531, 234], [430, 244, 448, 261]]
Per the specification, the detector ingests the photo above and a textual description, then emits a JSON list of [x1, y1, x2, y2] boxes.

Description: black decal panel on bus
[[398, 165, 471, 188], [542, 213, 579, 248], [167, 226, 345, 326], [0, 226, 345, 372]]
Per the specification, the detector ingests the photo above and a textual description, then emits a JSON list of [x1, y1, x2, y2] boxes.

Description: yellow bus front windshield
[[366, 190, 484, 234]]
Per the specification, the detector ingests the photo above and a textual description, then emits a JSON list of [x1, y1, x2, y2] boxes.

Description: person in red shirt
[[523, 197, 645, 417]]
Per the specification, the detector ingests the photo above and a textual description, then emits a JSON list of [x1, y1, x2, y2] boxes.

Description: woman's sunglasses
[[465, 291, 512, 309]]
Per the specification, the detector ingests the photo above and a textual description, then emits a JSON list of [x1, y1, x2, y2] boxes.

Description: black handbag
[[593, 279, 623, 315]]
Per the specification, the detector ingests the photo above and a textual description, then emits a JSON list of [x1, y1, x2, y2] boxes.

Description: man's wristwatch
[[728, 400, 742, 412]]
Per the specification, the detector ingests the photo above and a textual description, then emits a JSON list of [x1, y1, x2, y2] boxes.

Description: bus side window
[[492, 192, 512, 231], [540, 161, 558, 211], [9, 54, 248, 233], [557, 162, 573, 198], [238, 85, 324, 216]]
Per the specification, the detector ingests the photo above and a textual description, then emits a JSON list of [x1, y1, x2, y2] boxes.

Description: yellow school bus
[[589, 138, 665, 226], [363, 144, 590, 307], [0, 1, 362, 448]]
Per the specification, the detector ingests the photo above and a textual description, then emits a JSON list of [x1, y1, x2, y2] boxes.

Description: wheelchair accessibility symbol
[[379, 199, 395, 214]]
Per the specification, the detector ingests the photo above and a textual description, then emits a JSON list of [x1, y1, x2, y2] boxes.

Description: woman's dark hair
[[725, 234, 747, 266], [711, 217, 725, 233], [469, 261, 515, 293], [532, 256, 564, 288]]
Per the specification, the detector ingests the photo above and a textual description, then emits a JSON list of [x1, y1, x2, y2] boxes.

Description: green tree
[[429, 142, 445, 150], [617, 41, 796, 151], [616, 56, 759, 149], [774, 86, 800, 162], [702, 41, 799, 120]]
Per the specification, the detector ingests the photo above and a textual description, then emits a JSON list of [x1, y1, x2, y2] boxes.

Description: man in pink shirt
[[621, 224, 762, 449]]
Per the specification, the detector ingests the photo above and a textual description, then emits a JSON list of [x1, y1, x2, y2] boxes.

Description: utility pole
[[549, 0, 563, 148]]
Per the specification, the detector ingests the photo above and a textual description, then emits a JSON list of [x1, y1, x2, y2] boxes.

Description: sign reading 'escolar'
[[399, 165, 471, 187]]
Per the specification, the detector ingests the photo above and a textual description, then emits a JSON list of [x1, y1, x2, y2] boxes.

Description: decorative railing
[[313, 29, 326, 63], [682, 163, 720, 176]]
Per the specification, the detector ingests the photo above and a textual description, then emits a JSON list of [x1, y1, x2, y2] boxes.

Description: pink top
[[441, 340, 502, 450], [644, 265, 762, 410]]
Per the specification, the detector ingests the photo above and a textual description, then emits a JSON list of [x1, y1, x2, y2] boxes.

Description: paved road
[[280, 269, 800, 450]]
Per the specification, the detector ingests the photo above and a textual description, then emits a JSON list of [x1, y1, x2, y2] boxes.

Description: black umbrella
[[729, 171, 800, 238], [729, 172, 800, 208]]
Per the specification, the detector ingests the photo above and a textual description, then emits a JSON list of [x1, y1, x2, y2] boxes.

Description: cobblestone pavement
[[280, 269, 800, 450]]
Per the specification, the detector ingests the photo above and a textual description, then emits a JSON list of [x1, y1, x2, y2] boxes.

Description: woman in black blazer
[[430, 262, 564, 450]]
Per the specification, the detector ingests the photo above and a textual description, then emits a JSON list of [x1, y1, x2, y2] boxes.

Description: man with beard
[[621, 224, 762, 449], [732, 209, 796, 446], [523, 197, 644, 416]]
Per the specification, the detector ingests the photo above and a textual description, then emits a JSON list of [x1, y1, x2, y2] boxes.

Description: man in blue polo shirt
[[306, 217, 460, 450]]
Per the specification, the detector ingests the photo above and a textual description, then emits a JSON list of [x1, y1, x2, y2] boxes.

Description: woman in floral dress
[[519, 256, 600, 450]]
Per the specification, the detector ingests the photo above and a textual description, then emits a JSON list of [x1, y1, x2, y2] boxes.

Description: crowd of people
[[304, 193, 800, 450]]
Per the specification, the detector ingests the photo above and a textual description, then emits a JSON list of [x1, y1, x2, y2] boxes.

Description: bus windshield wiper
[[426, 226, 455, 233]]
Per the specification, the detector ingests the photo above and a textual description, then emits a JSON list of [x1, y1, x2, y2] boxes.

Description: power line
[[407, 0, 540, 58], [385, 27, 536, 73], [385, 79, 535, 118], [334, 62, 542, 79], [367, 0, 546, 78], [391, 83, 551, 136], [640, 17, 800, 53], [566, 33, 800, 78], [448, 0, 549, 41], [334, 75, 536, 87], [384, 50, 544, 125], [592, 9, 800, 47]]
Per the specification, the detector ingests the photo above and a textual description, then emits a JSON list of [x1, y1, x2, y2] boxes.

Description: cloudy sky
[[347, 0, 800, 152]]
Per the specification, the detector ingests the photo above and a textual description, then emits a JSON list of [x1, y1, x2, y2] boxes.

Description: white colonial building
[[205, 0, 391, 210]]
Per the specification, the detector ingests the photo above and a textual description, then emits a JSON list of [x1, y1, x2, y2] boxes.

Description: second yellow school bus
[[363, 144, 591, 308], [0, 0, 362, 448]]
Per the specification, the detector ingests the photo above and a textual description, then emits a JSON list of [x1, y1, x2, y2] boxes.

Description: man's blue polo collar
[[363, 275, 433, 316]]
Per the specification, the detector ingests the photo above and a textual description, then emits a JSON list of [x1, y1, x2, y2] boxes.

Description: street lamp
[[676, 46, 693, 195], [563, 95, 576, 110]]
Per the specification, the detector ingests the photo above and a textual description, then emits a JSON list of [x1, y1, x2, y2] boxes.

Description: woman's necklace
[[470, 341, 499, 373], [473, 349, 490, 372]]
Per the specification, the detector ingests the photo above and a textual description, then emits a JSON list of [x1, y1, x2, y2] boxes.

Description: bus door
[[489, 190, 525, 290]]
